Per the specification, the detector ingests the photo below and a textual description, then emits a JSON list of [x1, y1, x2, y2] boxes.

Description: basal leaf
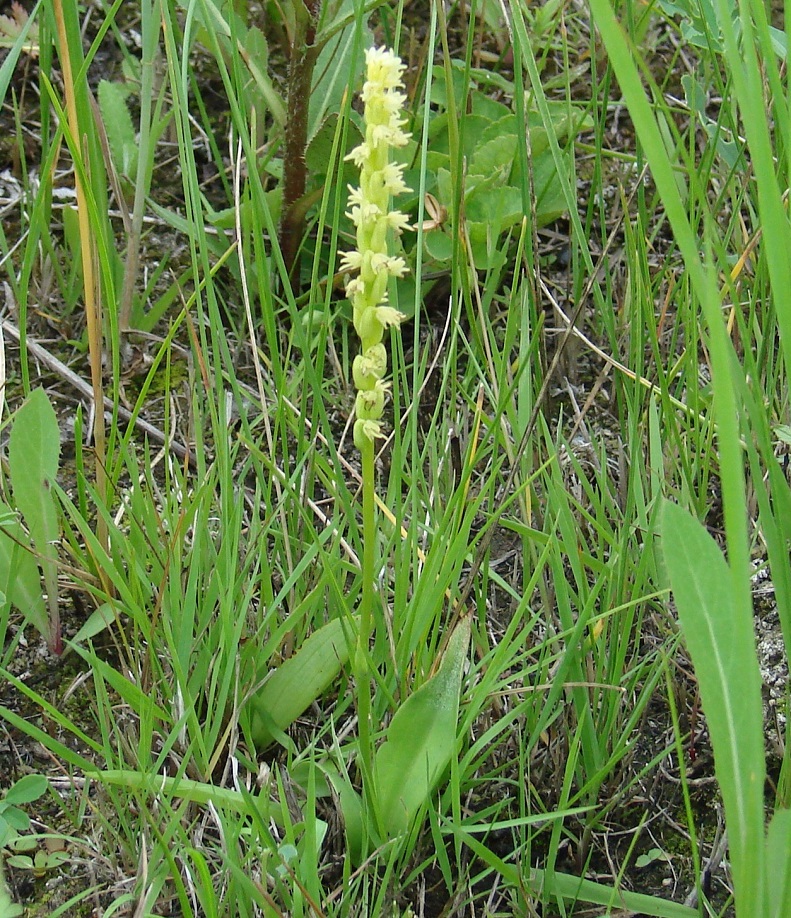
[[530, 865, 699, 917], [312, 760, 365, 864], [247, 617, 356, 749], [97, 79, 137, 177], [0, 860, 23, 918], [7, 389, 61, 652], [309, 0, 368, 144], [69, 602, 118, 646], [3, 774, 48, 806], [469, 125, 518, 179], [374, 615, 471, 837], [427, 112, 490, 161], [467, 184, 524, 230], [533, 150, 570, 225], [469, 93, 511, 122], [0, 500, 48, 639], [660, 500, 765, 913], [424, 229, 454, 264]]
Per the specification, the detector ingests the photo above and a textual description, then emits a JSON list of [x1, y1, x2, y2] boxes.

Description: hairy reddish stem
[[279, 0, 322, 295]]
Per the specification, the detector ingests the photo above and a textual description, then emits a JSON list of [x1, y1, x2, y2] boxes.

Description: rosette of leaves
[[401, 66, 593, 274]]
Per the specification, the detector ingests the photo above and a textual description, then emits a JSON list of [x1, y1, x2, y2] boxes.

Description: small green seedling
[[636, 847, 672, 869], [4, 845, 69, 878], [0, 2, 39, 55]]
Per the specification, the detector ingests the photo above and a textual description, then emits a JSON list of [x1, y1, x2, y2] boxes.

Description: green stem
[[356, 435, 376, 782]]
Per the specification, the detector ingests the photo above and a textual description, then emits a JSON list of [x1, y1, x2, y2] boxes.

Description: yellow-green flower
[[343, 47, 411, 450]]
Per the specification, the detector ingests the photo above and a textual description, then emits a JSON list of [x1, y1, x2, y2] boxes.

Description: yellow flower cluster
[[340, 47, 411, 449]]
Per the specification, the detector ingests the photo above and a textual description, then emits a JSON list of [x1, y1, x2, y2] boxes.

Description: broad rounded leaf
[[3, 774, 48, 806]]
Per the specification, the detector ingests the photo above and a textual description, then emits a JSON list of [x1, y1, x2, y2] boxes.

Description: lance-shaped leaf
[[660, 500, 766, 915], [0, 500, 48, 641], [247, 616, 355, 749], [8, 388, 61, 653], [374, 615, 471, 838]]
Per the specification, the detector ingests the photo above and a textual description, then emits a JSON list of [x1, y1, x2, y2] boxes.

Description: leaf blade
[[7, 389, 61, 652], [374, 615, 471, 837], [660, 500, 765, 910], [247, 617, 355, 749]]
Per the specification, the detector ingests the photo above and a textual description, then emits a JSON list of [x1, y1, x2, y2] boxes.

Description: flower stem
[[356, 434, 376, 771]]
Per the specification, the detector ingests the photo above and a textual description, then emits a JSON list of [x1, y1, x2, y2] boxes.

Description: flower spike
[[342, 47, 411, 446]]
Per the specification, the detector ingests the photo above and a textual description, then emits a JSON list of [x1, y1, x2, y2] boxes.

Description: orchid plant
[[341, 46, 411, 772]]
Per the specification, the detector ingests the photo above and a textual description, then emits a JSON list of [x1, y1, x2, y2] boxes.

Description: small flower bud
[[354, 418, 384, 448], [356, 381, 388, 420], [353, 344, 388, 390]]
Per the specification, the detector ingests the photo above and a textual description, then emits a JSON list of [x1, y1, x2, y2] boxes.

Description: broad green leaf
[[529, 866, 699, 917], [7, 389, 61, 653], [463, 170, 507, 205], [86, 768, 277, 820], [242, 23, 268, 73], [466, 221, 510, 272], [469, 128, 518, 180], [435, 166, 453, 210], [308, 0, 368, 144], [85, 656, 172, 726], [0, 813, 18, 849], [467, 184, 524, 230], [660, 500, 766, 913], [470, 93, 511, 122], [427, 112, 490, 161], [766, 808, 791, 918], [305, 113, 360, 177], [768, 26, 787, 59], [532, 150, 570, 225], [3, 774, 48, 807], [238, 26, 286, 127], [374, 615, 471, 837], [428, 63, 468, 110], [313, 761, 364, 863], [476, 112, 517, 144], [424, 229, 454, 264], [0, 808, 28, 833], [0, 500, 48, 638], [247, 617, 356, 749]]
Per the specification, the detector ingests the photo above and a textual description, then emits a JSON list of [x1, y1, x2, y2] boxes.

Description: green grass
[[0, 0, 789, 915]]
